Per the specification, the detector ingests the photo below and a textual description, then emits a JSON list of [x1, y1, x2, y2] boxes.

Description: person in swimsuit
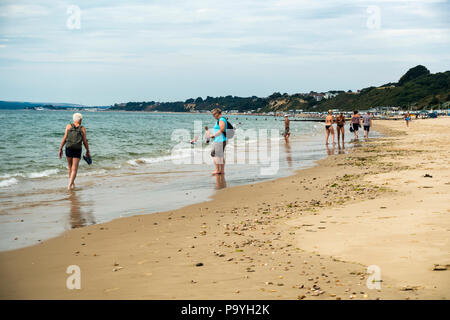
[[351, 110, 361, 139], [336, 112, 345, 145], [59, 113, 90, 190], [283, 115, 290, 143], [405, 112, 411, 127], [204, 126, 211, 144], [363, 112, 373, 138], [210, 108, 227, 175], [325, 110, 335, 144]]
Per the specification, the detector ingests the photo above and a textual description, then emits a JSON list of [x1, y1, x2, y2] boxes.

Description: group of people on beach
[[59, 109, 229, 190], [60, 108, 377, 190], [323, 110, 373, 144]]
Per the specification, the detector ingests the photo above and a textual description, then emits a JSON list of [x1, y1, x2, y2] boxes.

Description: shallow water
[[0, 110, 378, 251]]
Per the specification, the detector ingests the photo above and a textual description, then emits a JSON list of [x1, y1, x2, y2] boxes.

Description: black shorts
[[211, 141, 226, 158], [364, 125, 370, 131], [66, 147, 82, 158], [352, 123, 360, 131]]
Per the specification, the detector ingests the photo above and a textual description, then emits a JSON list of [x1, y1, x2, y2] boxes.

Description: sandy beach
[[0, 117, 448, 300]]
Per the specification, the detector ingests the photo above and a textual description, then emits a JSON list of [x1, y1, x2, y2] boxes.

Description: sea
[[0, 109, 377, 251]]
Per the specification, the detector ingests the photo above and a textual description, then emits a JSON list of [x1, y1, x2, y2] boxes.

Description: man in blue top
[[210, 108, 227, 175]]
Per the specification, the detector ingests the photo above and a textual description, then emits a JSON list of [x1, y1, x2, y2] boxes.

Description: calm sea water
[[0, 109, 372, 251]]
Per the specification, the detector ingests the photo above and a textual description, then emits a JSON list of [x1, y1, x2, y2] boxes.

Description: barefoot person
[[405, 112, 411, 127], [363, 112, 373, 138], [325, 110, 335, 144], [336, 112, 345, 145], [59, 113, 90, 190], [210, 108, 227, 175], [351, 110, 361, 139], [283, 115, 290, 143]]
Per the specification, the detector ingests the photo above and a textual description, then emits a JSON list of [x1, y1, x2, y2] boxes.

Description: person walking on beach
[[405, 112, 411, 127], [351, 110, 361, 139], [325, 110, 335, 144], [283, 115, 290, 143], [59, 113, 90, 190], [336, 112, 345, 145], [210, 108, 227, 175], [363, 112, 373, 138]]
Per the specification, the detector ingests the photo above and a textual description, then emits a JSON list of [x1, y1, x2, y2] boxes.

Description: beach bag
[[349, 126, 354, 133], [225, 120, 235, 139], [66, 124, 83, 150], [217, 118, 235, 139]]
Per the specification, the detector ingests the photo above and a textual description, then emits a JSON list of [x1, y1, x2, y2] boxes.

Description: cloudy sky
[[0, 0, 449, 105]]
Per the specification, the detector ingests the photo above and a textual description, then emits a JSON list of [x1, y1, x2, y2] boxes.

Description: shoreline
[[0, 117, 349, 252], [0, 118, 448, 299]]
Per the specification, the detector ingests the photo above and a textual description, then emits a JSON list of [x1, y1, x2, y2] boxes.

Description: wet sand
[[0, 118, 449, 299]]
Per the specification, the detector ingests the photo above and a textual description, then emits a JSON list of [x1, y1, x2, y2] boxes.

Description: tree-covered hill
[[109, 65, 449, 113]]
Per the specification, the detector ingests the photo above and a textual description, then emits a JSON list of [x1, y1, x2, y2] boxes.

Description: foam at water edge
[[0, 178, 18, 188], [27, 169, 60, 179]]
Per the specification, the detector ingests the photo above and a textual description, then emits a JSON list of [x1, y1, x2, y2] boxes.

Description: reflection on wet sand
[[337, 142, 346, 154], [68, 191, 95, 229], [326, 143, 335, 155], [350, 139, 363, 148], [215, 174, 227, 190], [284, 142, 293, 168]]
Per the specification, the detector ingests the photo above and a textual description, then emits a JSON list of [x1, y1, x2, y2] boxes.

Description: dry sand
[[0, 118, 449, 299]]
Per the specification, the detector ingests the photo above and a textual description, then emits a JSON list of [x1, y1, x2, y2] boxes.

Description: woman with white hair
[[58, 113, 91, 190]]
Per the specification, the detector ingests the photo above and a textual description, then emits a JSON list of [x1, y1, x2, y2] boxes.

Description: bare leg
[[219, 158, 225, 174], [67, 157, 73, 189], [68, 157, 80, 190], [330, 127, 335, 144], [325, 129, 330, 144], [341, 127, 345, 144], [67, 157, 73, 178], [212, 156, 221, 175]]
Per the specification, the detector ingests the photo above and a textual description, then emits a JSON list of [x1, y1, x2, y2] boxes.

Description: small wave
[[0, 178, 18, 188], [79, 169, 108, 177], [27, 169, 60, 179], [127, 150, 193, 166], [0, 173, 25, 179]]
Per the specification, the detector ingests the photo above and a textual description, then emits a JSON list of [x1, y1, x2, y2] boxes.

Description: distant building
[[324, 92, 338, 99]]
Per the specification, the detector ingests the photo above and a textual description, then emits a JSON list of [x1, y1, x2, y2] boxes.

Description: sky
[[0, 0, 449, 106]]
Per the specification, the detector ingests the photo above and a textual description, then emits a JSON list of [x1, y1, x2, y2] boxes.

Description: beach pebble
[[432, 264, 447, 271], [195, 262, 204, 267], [400, 286, 417, 291]]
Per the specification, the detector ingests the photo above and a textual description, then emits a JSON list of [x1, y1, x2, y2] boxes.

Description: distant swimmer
[[336, 112, 345, 145], [351, 110, 361, 139], [363, 112, 373, 138], [204, 126, 211, 144], [283, 115, 290, 143], [59, 113, 91, 191], [325, 110, 335, 144]]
